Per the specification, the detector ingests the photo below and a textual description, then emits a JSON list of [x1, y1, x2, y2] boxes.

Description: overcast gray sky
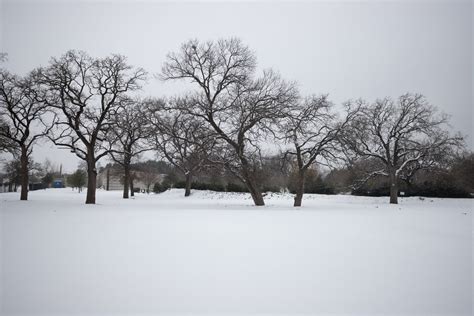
[[1, 0, 472, 172]]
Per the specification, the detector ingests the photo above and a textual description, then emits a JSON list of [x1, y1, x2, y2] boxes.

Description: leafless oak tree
[[0, 70, 52, 200], [342, 93, 463, 204], [283, 95, 360, 207], [145, 98, 216, 197], [108, 98, 152, 199], [162, 38, 298, 205], [38, 50, 146, 204]]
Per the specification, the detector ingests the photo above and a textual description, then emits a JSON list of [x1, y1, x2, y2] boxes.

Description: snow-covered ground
[[0, 188, 472, 316]]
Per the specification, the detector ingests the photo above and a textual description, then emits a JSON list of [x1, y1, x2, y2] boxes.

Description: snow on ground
[[0, 188, 472, 316]]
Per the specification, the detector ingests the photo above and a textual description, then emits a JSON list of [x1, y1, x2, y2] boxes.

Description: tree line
[[0, 38, 467, 206]]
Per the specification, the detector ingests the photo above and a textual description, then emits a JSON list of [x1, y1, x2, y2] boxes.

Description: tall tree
[[283, 95, 360, 207], [146, 98, 216, 197], [342, 93, 463, 204], [39, 50, 146, 204], [0, 70, 52, 200], [108, 98, 151, 199], [162, 38, 298, 205]]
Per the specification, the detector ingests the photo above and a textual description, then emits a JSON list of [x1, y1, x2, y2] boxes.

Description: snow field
[[1, 188, 472, 316]]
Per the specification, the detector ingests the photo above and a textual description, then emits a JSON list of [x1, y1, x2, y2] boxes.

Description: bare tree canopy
[[0, 69, 52, 200], [145, 98, 216, 197], [38, 50, 146, 204], [283, 95, 361, 206], [162, 38, 298, 205], [342, 93, 464, 204]]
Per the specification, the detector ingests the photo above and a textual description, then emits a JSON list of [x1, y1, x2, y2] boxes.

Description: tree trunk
[[240, 163, 265, 206], [130, 177, 134, 197], [246, 179, 265, 206], [85, 156, 97, 204], [389, 172, 399, 204], [184, 173, 192, 197], [123, 164, 130, 199], [106, 167, 110, 191], [20, 145, 28, 201], [294, 170, 306, 207], [240, 167, 264, 206], [232, 155, 265, 206]]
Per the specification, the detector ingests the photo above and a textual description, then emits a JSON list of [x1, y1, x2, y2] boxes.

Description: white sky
[[0, 0, 472, 172]]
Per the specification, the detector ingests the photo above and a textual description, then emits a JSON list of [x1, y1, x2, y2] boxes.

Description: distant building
[[52, 179, 64, 188], [29, 182, 44, 191], [97, 166, 166, 192]]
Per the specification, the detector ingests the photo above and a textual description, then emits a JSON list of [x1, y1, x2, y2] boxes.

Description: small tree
[[162, 38, 298, 205], [0, 70, 52, 200], [68, 169, 87, 192], [39, 50, 146, 204], [140, 168, 160, 194], [283, 95, 360, 206], [3, 159, 21, 192], [342, 93, 463, 204], [0, 119, 14, 153], [146, 98, 216, 197], [41, 172, 54, 188], [108, 99, 151, 198]]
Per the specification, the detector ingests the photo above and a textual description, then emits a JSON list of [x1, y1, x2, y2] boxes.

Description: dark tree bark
[[240, 160, 265, 206], [389, 171, 399, 204], [123, 164, 130, 199], [86, 169, 97, 204], [184, 173, 192, 197], [293, 170, 306, 207], [106, 168, 110, 191], [85, 154, 97, 204], [19, 145, 28, 201], [130, 176, 135, 197], [246, 181, 265, 206]]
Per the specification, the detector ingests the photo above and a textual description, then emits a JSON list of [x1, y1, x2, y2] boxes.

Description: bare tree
[[145, 98, 216, 197], [108, 98, 151, 199], [38, 50, 146, 204], [283, 95, 360, 207], [162, 38, 298, 205], [342, 93, 463, 204], [0, 70, 52, 200], [137, 167, 160, 194]]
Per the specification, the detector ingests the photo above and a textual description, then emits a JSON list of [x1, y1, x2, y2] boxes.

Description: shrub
[[226, 182, 249, 192], [174, 181, 186, 189], [153, 182, 169, 193], [192, 182, 226, 192]]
